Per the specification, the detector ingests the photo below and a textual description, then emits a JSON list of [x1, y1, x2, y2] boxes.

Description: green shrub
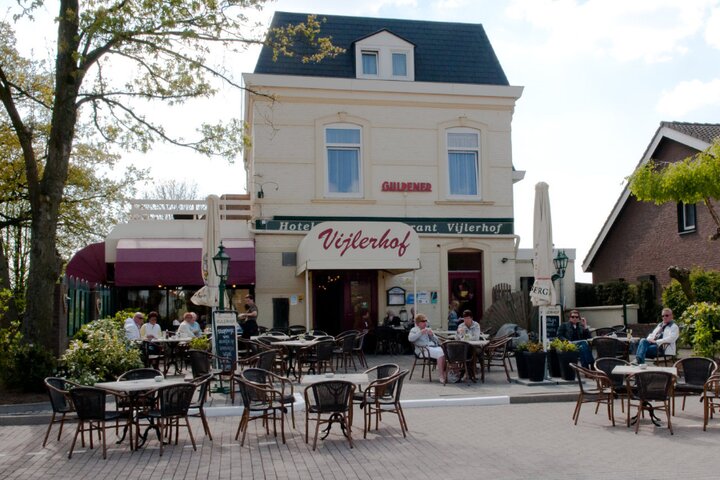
[[595, 280, 637, 305], [188, 336, 210, 351], [0, 321, 56, 392], [678, 302, 720, 359], [549, 338, 578, 352], [61, 317, 143, 385], [637, 279, 661, 323], [663, 268, 720, 319]]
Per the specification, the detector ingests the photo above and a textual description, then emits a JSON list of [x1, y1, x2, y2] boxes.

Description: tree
[[0, 1, 341, 351], [627, 138, 720, 240]]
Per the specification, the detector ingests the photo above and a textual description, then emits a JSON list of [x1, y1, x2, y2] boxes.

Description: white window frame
[[361, 51, 378, 77], [391, 51, 408, 78], [679, 202, 697, 233], [446, 128, 481, 199], [324, 123, 363, 198]]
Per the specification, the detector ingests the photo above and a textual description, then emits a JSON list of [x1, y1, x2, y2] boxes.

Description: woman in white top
[[140, 311, 163, 339]]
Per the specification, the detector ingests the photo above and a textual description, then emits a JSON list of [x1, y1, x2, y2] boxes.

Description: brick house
[[583, 121, 720, 299]]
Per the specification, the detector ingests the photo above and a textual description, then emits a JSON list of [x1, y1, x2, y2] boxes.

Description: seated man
[[634, 308, 679, 364], [557, 310, 593, 368], [408, 313, 447, 383], [177, 312, 202, 338], [455, 310, 482, 340], [124, 312, 143, 341]]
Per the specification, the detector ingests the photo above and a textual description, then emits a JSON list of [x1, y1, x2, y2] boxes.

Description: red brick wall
[[590, 137, 720, 297]]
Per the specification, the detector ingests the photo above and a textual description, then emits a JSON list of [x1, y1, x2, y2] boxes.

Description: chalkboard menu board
[[541, 305, 563, 343], [213, 311, 237, 366], [545, 315, 560, 340]]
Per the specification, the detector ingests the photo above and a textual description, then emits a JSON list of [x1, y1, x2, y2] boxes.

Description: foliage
[[594, 280, 637, 306], [0, 321, 56, 392], [637, 279, 661, 323], [549, 338, 578, 352], [0, 1, 341, 350], [188, 336, 211, 351], [574, 283, 597, 307], [525, 341, 545, 353], [61, 317, 143, 385], [677, 302, 720, 359], [514, 342, 528, 352], [662, 268, 720, 319], [627, 138, 720, 240]]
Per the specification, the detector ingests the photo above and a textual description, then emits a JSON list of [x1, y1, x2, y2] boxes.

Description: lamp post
[[213, 242, 231, 310], [552, 249, 569, 307]]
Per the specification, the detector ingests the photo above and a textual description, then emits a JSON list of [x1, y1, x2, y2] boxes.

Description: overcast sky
[[7, 0, 720, 282]]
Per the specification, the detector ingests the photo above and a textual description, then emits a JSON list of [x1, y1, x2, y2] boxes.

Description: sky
[[6, 0, 720, 282]]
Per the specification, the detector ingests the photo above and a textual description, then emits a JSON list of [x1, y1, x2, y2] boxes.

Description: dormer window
[[355, 30, 414, 81], [361, 51, 378, 75]]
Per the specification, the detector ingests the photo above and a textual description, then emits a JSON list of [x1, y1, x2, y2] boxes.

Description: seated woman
[[408, 313, 447, 383]]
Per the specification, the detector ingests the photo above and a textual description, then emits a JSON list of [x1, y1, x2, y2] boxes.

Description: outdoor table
[[611, 365, 677, 426], [301, 373, 369, 440], [145, 337, 190, 375], [274, 338, 321, 380], [94, 377, 188, 448], [435, 330, 489, 340], [251, 334, 290, 340]]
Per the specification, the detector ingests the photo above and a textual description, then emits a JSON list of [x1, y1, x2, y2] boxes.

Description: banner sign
[[212, 311, 238, 365], [256, 218, 513, 235]]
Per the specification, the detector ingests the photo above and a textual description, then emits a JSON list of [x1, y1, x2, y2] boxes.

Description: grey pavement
[[1, 352, 718, 479]]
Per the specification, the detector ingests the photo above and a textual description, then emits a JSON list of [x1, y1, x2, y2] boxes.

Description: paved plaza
[[1, 353, 719, 479]]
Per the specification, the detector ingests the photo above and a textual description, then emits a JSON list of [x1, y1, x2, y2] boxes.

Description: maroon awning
[[66, 242, 107, 284], [114, 238, 255, 287]]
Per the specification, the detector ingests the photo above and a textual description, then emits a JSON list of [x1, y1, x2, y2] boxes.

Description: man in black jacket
[[557, 309, 593, 367]]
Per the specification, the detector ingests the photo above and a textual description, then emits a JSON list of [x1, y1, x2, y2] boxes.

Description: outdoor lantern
[[213, 242, 231, 310], [552, 249, 569, 280]]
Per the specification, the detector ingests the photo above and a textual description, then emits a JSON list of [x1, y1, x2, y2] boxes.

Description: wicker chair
[[232, 350, 278, 403], [241, 368, 296, 429], [42, 377, 79, 447], [702, 374, 720, 431], [673, 357, 717, 415], [235, 377, 287, 446], [68, 387, 133, 459], [593, 337, 629, 361], [353, 363, 400, 407], [408, 342, 437, 382], [333, 332, 358, 373], [626, 371, 675, 434], [483, 337, 512, 383], [304, 380, 355, 450], [362, 369, 409, 438], [569, 363, 615, 426], [593, 327, 615, 337], [441, 340, 475, 384], [594, 357, 631, 412], [297, 340, 336, 378], [136, 382, 198, 455], [188, 373, 214, 440], [352, 332, 368, 369]]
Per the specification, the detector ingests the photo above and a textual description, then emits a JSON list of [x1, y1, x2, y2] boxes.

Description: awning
[[114, 238, 255, 287], [296, 221, 420, 275], [66, 242, 106, 284]]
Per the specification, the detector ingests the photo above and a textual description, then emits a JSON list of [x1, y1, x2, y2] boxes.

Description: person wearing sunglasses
[[633, 308, 679, 365], [557, 309, 593, 368]]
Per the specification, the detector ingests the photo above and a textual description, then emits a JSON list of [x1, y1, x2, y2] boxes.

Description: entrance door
[[448, 250, 484, 318], [312, 270, 377, 335]]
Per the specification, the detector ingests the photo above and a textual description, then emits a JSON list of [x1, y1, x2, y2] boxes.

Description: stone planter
[[515, 351, 529, 379], [557, 351, 580, 381], [523, 351, 547, 382], [548, 349, 562, 377]]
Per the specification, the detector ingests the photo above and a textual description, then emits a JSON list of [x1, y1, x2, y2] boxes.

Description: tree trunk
[[0, 242, 19, 327], [668, 266, 694, 303]]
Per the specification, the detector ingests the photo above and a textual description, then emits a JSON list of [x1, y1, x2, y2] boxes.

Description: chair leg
[[312, 414, 321, 451], [43, 412, 57, 447]]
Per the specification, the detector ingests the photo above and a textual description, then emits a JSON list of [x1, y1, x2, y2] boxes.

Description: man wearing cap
[[408, 313, 447, 383], [455, 310, 482, 340]]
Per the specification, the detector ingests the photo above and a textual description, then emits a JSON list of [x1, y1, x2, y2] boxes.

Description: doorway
[[448, 250, 484, 318], [312, 270, 377, 335]]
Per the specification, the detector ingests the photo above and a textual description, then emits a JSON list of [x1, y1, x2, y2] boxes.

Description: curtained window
[[326, 126, 362, 196], [447, 130, 480, 197]]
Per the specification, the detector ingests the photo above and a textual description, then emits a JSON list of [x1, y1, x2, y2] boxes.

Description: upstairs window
[[325, 125, 362, 197], [447, 129, 481, 197], [677, 202, 697, 233], [361, 51, 378, 76], [392, 52, 407, 77]]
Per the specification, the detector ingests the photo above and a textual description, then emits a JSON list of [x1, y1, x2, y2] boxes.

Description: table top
[[274, 339, 322, 347], [94, 377, 187, 392], [590, 336, 639, 343], [301, 373, 369, 385], [611, 365, 677, 376], [251, 334, 290, 340], [144, 337, 190, 343]]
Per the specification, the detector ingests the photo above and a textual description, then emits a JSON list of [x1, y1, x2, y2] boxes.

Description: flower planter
[[515, 351, 529, 379], [557, 351, 580, 381], [523, 351, 547, 382], [548, 349, 562, 377]]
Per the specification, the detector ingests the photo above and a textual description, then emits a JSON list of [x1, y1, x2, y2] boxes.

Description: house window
[[392, 52, 407, 76], [361, 51, 378, 75], [678, 202, 696, 233], [326, 125, 362, 196], [447, 129, 480, 197]]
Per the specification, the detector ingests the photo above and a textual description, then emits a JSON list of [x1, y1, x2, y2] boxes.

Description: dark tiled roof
[[662, 121, 720, 144], [254, 12, 509, 86]]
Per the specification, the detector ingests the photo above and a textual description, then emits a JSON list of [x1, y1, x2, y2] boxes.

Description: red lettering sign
[[381, 181, 432, 192], [317, 228, 411, 257]]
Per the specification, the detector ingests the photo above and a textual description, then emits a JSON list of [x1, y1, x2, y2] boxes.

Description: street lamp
[[551, 249, 568, 282], [213, 242, 231, 310]]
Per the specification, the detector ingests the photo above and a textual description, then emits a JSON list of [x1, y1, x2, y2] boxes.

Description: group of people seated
[[124, 311, 204, 342]]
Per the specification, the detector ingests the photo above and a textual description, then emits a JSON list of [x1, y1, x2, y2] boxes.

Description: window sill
[[435, 200, 494, 206], [678, 228, 697, 236], [312, 198, 377, 205]]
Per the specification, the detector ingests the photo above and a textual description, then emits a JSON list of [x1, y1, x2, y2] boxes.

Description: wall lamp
[[551, 250, 569, 281], [256, 181, 278, 199]]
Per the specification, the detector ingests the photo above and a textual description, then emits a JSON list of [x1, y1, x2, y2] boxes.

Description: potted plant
[[514, 342, 529, 379], [188, 336, 211, 351], [548, 338, 562, 378], [523, 341, 547, 382], [551, 338, 580, 381]]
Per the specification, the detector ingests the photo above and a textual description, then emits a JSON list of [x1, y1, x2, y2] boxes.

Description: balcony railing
[[128, 194, 252, 221]]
